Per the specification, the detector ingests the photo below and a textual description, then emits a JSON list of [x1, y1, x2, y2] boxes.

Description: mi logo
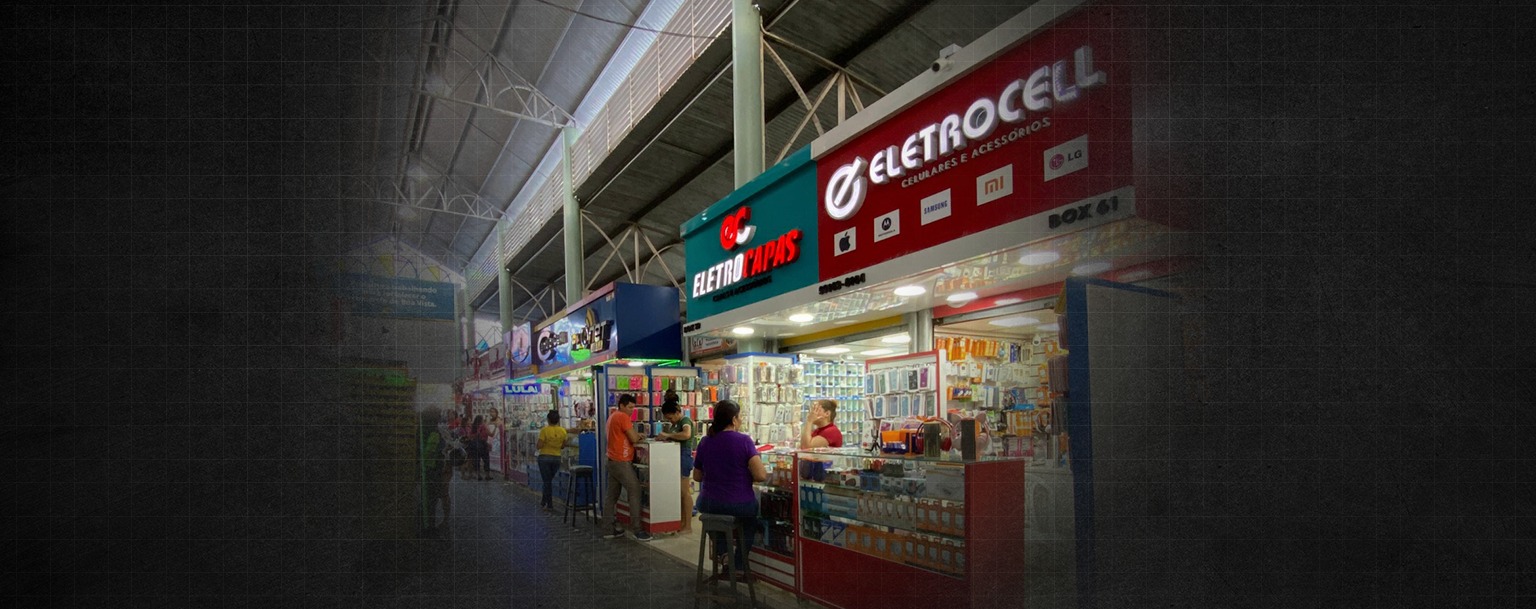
[[975, 165, 1013, 206]]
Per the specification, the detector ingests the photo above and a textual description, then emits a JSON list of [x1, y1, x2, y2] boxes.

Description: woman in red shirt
[[799, 399, 844, 449]]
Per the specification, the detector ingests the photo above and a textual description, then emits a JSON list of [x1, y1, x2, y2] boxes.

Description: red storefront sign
[[815, 8, 1133, 280]]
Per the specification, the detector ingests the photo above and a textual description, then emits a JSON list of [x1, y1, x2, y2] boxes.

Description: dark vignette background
[[1, 1, 1530, 608]]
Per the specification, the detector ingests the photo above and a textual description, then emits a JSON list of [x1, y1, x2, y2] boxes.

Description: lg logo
[[1049, 154, 1065, 170], [718, 207, 756, 251]]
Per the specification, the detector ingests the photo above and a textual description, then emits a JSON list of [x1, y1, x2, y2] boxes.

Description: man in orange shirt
[[600, 393, 653, 541]]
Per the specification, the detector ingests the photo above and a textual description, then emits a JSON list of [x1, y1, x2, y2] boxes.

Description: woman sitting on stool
[[691, 400, 767, 571]]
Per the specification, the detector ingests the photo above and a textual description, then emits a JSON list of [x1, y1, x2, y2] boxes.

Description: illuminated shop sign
[[536, 307, 614, 367], [689, 205, 805, 300], [823, 46, 1106, 221], [502, 382, 543, 396], [814, 5, 1135, 282], [681, 147, 820, 321]]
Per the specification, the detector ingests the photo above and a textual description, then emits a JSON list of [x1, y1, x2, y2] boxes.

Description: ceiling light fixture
[[1019, 251, 1061, 266], [881, 334, 911, 344], [989, 316, 1040, 328], [1036, 323, 1060, 332], [946, 291, 978, 303], [861, 348, 894, 356], [626, 360, 646, 367], [731, 326, 755, 336], [893, 285, 927, 297], [815, 346, 850, 354], [994, 297, 1024, 306], [788, 313, 815, 323]]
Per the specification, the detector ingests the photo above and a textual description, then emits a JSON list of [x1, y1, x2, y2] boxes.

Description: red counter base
[[800, 540, 961, 609], [797, 459, 1026, 609]]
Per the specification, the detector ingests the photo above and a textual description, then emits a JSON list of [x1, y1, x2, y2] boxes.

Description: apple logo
[[839, 233, 851, 252]]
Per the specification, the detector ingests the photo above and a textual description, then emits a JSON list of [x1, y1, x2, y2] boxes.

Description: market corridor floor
[[358, 475, 774, 609]]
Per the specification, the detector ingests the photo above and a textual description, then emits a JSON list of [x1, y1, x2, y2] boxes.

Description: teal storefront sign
[[681, 147, 819, 321]]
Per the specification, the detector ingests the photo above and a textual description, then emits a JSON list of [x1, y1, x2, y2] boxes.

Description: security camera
[[930, 44, 962, 73]]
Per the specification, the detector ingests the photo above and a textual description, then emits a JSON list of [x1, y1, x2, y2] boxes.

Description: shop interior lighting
[[989, 316, 1040, 328], [731, 326, 755, 336], [626, 360, 646, 367], [893, 285, 927, 297], [1036, 323, 1060, 331], [861, 348, 894, 356], [788, 313, 815, 323], [994, 297, 1024, 306], [881, 334, 912, 344], [1019, 251, 1062, 266], [1070, 261, 1113, 276], [946, 291, 978, 303], [815, 346, 851, 354]]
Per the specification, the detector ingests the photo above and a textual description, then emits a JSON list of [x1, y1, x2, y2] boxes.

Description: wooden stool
[[563, 465, 596, 528], [694, 513, 756, 608]]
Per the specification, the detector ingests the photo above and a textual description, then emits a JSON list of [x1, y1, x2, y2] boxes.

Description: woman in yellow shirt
[[536, 410, 568, 512]]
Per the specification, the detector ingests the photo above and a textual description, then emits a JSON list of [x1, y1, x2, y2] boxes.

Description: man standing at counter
[[799, 399, 844, 449], [601, 393, 653, 541]]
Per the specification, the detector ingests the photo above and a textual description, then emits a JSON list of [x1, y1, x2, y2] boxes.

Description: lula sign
[[823, 45, 1107, 221], [689, 205, 805, 300], [503, 382, 542, 396]]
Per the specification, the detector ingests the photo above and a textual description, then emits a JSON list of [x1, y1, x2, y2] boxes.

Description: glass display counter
[[793, 448, 1028, 609]]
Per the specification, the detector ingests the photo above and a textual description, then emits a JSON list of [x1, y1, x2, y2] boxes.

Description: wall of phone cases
[[711, 356, 803, 447], [936, 330, 1064, 461], [864, 353, 942, 451], [800, 357, 867, 449]]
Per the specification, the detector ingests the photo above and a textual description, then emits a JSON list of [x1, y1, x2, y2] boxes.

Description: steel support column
[[907, 309, 934, 353], [459, 287, 475, 357], [732, 0, 764, 187], [497, 264, 514, 330], [562, 125, 583, 306]]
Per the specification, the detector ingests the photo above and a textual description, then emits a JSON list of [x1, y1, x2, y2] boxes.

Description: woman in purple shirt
[[691, 400, 767, 570]]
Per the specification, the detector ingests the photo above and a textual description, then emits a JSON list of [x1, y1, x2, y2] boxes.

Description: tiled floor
[[374, 472, 804, 609]]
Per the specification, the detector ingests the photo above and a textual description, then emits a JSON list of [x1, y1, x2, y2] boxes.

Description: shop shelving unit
[[863, 351, 946, 453], [799, 357, 867, 448], [938, 331, 1064, 459], [647, 366, 707, 435], [593, 363, 686, 534], [604, 367, 652, 435], [558, 376, 595, 430], [794, 449, 1027, 609], [503, 385, 552, 485], [751, 448, 801, 593], [715, 353, 802, 448]]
